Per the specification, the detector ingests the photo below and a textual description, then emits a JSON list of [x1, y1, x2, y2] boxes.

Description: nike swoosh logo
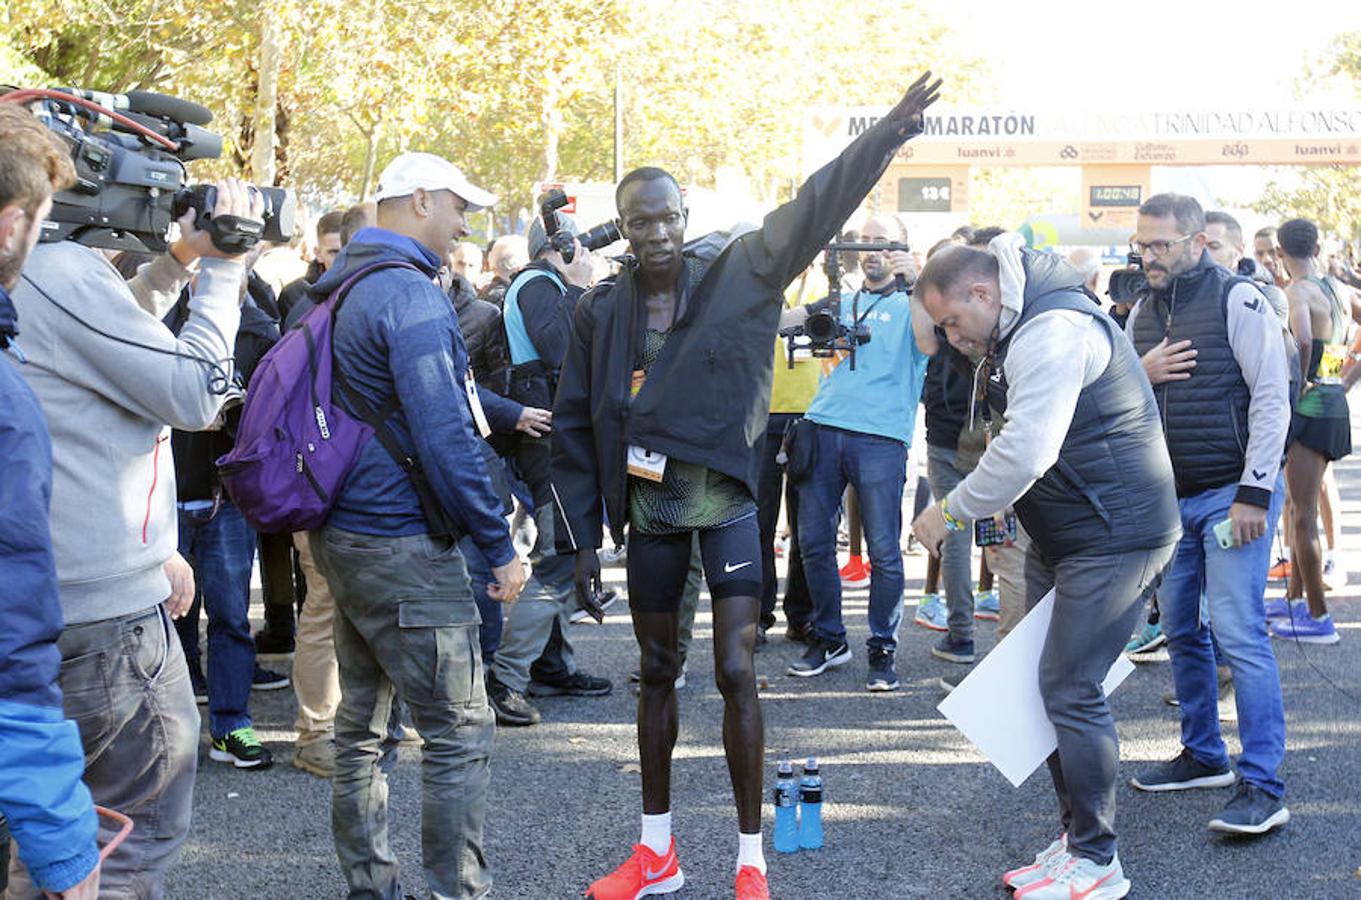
[[724, 561, 754, 573], [1071, 870, 1117, 899], [644, 851, 675, 881]]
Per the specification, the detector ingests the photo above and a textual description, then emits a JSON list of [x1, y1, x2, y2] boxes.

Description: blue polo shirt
[[804, 285, 929, 445]]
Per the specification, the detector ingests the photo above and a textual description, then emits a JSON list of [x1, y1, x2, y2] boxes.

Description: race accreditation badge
[[631, 368, 647, 398], [465, 369, 492, 438], [627, 445, 667, 483]]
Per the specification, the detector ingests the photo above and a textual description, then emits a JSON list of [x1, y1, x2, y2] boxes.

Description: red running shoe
[[586, 838, 684, 899], [735, 865, 770, 900], [1267, 558, 1291, 580], [839, 556, 871, 589]]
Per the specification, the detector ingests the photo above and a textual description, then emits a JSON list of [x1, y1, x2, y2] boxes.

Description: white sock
[[1282, 547, 1292, 561], [737, 831, 766, 874], [640, 812, 671, 856]]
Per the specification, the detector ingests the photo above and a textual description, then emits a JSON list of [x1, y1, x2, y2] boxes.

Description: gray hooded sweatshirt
[[7, 242, 242, 625]]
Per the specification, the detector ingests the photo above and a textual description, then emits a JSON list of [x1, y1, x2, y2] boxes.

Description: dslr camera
[[779, 240, 909, 371], [539, 188, 622, 263], [1, 86, 295, 254]]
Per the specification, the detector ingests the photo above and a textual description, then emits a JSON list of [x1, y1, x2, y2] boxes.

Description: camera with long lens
[[778, 240, 908, 371], [0, 86, 295, 254], [539, 188, 622, 263], [1107, 251, 1148, 303]]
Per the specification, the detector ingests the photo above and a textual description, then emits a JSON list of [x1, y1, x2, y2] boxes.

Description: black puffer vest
[[987, 255, 1180, 559], [1129, 252, 1251, 497]]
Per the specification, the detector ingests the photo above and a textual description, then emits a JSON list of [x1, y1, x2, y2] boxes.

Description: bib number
[[627, 445, 668, 483]]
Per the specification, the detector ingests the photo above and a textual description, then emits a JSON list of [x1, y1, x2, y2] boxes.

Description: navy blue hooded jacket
[[315, 228, 518, 566], [0, 283, 99, 893]]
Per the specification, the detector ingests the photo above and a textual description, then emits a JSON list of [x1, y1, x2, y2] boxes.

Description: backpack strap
[[325, 260, 457, 535]]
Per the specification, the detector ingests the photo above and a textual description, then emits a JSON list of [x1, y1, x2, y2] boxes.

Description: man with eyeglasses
[[785, 213, 937, 692], [1125, 193, 1292, 837]]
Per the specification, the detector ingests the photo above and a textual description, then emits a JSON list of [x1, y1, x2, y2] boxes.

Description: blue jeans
[[176, 501, 257, 738], [798, 426, 906, 652], [1160, 478, 1286, 797]]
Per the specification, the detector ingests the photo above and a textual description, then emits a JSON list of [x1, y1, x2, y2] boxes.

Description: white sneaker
[[1002, 834, 1068, 890], [1015, 852, 1130, 899]]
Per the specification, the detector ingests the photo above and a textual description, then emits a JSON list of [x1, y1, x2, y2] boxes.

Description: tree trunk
[[359, 122, 383, 201], [540, 74, 561, 185], [251, 12, 281, 185]]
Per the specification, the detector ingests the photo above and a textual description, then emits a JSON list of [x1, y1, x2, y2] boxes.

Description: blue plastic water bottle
[[773, 759, 799, 853], [797, 757, 823, 849]]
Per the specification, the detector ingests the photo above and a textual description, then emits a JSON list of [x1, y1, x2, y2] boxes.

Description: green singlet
[[628, 329, 755, 534]]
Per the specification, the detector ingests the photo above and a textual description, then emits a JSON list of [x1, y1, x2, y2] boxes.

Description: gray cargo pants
[[312, 527, 494, 900]]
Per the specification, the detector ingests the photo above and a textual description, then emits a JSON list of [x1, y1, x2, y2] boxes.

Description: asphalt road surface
[[169, 423, 1361, 899]]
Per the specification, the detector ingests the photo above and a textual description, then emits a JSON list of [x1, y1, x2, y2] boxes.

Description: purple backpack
[[217, 260, 418, 533]]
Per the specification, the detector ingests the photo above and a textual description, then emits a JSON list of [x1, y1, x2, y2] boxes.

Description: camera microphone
[[55, 88, 214, 127], [122, 91, 213, 125]]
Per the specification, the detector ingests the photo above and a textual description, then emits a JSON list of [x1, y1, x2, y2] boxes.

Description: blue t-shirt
[[805, 286, 929, 445]]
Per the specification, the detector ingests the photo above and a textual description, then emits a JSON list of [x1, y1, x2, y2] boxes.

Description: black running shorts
[[626, 513, 762, 613]]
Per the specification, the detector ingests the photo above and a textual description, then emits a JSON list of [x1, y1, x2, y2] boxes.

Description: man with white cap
[[306, 151, 527, 899]]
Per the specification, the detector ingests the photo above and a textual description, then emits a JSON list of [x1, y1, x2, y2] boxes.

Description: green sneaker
[[210, 726, 273, 770]]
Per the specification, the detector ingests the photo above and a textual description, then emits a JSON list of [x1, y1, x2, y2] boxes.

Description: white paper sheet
[[937, 589, 1136, 788]]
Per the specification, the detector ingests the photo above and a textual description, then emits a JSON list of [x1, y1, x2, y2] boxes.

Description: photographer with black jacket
[[553, 72, 940, 899], [485, 210, 610, 726]]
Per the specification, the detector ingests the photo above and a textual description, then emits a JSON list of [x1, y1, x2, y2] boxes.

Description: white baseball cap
[[374, 152, 497, 211]]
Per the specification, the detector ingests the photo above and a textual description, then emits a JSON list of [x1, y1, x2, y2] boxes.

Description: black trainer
[[930, 634, 976, 664], [253, 628, 295, 657], [251, 665, 290, 691], [486, 672, 541, 726], [1208, 781, 1290, 835], [865, 649, 899, 692], [527, 671, 613, 698], [787, 638, 851, 677], [1130, 747, 1236, 792], [784, 622, 814, 645]]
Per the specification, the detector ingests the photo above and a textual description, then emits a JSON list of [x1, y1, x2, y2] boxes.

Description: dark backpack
[[217, 260, 417, 533]]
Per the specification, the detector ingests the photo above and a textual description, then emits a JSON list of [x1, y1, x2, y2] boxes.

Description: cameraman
[[9, 152, 263, 895], [485, 210, 610, 727], [785, 214, 936, 691], [0, 104, 101, 900]]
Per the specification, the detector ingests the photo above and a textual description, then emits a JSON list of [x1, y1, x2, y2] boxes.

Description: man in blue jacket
[[0, 103, 101, 900], [307, 151, 526, 900]]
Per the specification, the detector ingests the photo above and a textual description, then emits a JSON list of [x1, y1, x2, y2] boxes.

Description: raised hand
[[886, 71, 944, 139]]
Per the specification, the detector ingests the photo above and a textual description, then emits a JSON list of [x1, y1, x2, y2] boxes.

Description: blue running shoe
[[974, 589, 1000, 621], [913, 593, 948, 631], [1125, 620, 1165, 655], [1263, 597, 1300, 622], [1269, 608, 1340, 644]]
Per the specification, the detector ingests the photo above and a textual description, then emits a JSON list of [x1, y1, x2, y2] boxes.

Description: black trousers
[[757, 413, 813, 631]]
